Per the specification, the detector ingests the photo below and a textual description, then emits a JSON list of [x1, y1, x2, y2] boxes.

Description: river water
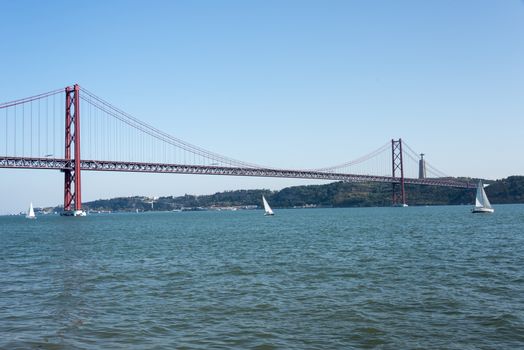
[[1, 205, 523, 349]]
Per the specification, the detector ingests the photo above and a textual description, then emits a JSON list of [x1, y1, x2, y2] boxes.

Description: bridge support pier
[[61, 84, 85, 216], [391, 138, 406, 207]]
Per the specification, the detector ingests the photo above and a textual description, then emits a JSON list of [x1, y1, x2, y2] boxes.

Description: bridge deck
[[0, 156, 475, 189]]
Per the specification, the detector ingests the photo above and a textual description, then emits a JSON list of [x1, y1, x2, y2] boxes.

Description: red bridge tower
[[61, 84, 85, 216], [391, 138, 406, 207]]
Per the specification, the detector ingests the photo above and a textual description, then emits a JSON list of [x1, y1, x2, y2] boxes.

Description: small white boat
[[262, 196, 274, 216], [26, 202, 36, 219], [393, 203, 409, 207], [472, 180, 494, 213], [60, 209, 87, 217]]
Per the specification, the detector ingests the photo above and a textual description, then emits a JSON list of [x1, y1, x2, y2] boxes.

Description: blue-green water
[[1, 205, 523, 349]]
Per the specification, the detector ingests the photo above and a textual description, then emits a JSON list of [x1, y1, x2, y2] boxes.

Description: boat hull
[[471, 207, 494, 214]]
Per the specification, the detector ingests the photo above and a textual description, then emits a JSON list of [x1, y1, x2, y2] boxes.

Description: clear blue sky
[[1, 0, 523, 214]]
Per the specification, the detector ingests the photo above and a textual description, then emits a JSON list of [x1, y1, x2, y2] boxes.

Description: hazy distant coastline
[[26, 176, 522, 215]]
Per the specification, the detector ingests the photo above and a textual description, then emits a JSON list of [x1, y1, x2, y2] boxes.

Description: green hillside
[[73, 176, 524, 212]]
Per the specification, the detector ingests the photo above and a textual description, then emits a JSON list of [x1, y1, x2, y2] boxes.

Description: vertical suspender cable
[[5, 108, 7, 155], [31, 101, 33, 156], [111, 113, 114, 160], [38, 99, 40, 157], [14, 105, 16, 155], [90, 101, 92, 160], [53, 94, 55, 157], [107, 109, 110, 160], [115, 116, 117, 161], [22, 103, 24, 156], [46, 97, 48, 156], [107, 111, 110, 160], [94, 103, 97, 159], [103, 108, 106, 160]]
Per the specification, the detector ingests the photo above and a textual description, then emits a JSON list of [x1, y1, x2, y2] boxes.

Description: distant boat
[[60, 209, 87, 217], [26, 202, 36, 219], [262, 196, 274, 216], [393, 203, 409, 207], [472, 180, 494, 213]]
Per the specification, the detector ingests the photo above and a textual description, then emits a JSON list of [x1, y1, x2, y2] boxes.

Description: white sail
[[26, 202, 36, 219], [262, 196, 274, 215], [475, 195, 482, 208], [475, 181, 492, 209], [480, 185, 492, 209], [472, 180, 494, 213]]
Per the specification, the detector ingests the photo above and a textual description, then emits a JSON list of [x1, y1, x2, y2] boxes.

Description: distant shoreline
[[9, 176, 524, 216]]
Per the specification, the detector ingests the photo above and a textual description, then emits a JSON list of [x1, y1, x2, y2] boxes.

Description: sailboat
[[471, 180, 494, 213], [262, 196, 274, 216], [26, 202, 36, 219]]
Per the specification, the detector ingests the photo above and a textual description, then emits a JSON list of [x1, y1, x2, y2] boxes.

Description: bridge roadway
[[0, 156, 476, 189]]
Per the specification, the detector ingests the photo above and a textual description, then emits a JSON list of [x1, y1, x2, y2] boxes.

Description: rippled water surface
[[1, 205, 524, 349]]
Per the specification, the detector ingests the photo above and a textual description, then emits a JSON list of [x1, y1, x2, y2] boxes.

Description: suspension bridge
[[1, 84, 474, 216]]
